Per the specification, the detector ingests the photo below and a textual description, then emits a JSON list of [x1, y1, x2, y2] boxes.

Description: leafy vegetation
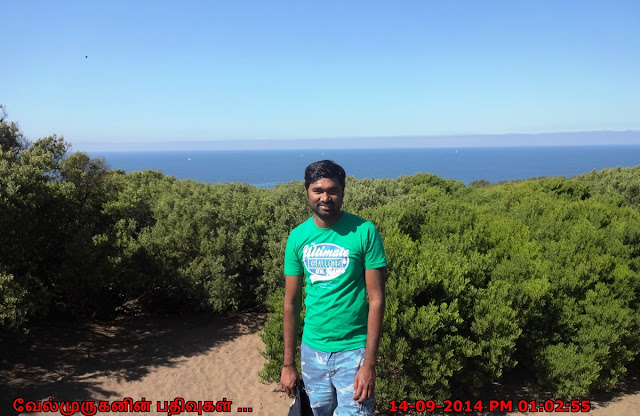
[[1, 107, 639, 407]]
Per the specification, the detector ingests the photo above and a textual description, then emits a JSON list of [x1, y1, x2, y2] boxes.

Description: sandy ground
[[1, 313, 638, 416]]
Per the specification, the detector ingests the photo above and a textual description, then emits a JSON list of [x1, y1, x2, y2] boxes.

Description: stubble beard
[[313, 203, 340, 221]]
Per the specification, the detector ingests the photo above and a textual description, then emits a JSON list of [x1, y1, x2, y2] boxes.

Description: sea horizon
[[90, 144, 640, 188]]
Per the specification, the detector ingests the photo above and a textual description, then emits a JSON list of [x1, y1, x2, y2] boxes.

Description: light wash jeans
[[301, 342, 375, 416]]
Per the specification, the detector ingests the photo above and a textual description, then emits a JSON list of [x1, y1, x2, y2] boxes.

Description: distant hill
[[77, 130, 640, 152]]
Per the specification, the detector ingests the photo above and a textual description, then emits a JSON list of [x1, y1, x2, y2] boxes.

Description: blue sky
[[3, 0, 639, 151]]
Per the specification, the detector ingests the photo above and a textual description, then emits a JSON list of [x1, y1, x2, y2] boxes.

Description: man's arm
[[353, 266, 386, 403], [280, 274, 303, 396]]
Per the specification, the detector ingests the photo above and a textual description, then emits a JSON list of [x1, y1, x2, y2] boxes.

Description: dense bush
[[260, 174, 640, 405], [1, 108, 639, 406]]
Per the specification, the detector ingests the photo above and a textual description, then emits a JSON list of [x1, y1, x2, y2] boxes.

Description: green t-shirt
[[284, 211, 387, 352]]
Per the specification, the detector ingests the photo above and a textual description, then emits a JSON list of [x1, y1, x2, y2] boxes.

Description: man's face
[[307, 177, 344, 220]]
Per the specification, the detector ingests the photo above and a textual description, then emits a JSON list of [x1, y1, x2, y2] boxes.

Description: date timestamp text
[[389, 399, 591, 413]]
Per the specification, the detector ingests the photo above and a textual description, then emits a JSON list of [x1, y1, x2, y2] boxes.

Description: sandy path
[[1, 313, 638, 416], [1, 313, 291, 416]]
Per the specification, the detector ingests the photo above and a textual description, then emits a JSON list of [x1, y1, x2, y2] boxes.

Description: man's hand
[[280, 365, 299, 397], [353, 266, 384, 403], [353, 363, 375, 403]]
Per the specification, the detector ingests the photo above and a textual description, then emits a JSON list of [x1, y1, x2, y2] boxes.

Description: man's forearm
[[363, 298, 384, 367], [283, 301, 298, 365]]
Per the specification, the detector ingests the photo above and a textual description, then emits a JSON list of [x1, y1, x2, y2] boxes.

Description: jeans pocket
[[356, 395, 376, 415]]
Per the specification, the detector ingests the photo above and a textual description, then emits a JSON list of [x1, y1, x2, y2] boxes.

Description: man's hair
[[304, 160, 346, 190]]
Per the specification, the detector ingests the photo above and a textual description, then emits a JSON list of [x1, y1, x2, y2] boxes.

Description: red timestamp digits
[[389, 399, 484, 413], [516, 399, 591, 413], [389, 399, 591, 413]]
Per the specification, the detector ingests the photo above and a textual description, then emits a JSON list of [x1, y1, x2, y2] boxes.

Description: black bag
[[287, 380, 313, 416]]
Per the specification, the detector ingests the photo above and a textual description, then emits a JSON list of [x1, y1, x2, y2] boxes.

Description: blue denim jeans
[[300, 342, 376, 416]]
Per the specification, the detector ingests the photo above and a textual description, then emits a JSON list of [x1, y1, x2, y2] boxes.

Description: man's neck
[[313, 210, 344, 228]]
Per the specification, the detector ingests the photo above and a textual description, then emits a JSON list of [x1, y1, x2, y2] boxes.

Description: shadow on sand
[[0, 312, 267, 416], [1, 312, 638, 416]]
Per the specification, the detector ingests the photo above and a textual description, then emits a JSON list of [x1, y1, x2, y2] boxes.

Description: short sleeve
[[284, 232, 304, 276], [364, 223, 387, 269]]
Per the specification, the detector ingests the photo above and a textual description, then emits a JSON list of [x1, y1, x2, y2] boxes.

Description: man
[[280, 160, 387, 416]]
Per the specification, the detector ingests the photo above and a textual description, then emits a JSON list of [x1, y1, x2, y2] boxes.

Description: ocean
[[90, 145, 640, 188]]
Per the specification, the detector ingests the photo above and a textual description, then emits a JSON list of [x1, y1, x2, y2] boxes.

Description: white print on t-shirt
[[303, 243, 350, 283]]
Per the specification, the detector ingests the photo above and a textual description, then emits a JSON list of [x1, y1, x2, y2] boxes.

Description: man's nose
[[320, 192, 330, 202]]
